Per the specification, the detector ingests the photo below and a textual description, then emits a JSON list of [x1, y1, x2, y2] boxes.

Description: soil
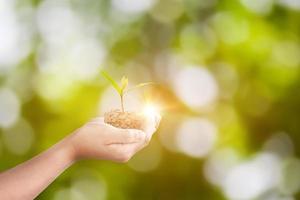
[[104, 109, 145, 130]]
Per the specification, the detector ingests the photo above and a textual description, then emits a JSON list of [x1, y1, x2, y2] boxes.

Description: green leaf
[[120, 76, 129, 94], [126, 82, 155, 92], [101, 71, 122, 94]]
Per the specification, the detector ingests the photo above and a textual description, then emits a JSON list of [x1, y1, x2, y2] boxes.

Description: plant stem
[[120, 94, 124, 112]]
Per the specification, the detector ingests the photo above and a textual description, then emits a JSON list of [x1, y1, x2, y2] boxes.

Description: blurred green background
[[1, 0, 300, 199]]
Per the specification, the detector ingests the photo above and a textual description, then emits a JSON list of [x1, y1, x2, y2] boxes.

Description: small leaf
[[126, 82, 155, 92], [101, 71, 122, 94], [120, 76, 129, 94]]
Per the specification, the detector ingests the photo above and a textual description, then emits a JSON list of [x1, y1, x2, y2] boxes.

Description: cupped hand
[[68, 115, 161, 163]]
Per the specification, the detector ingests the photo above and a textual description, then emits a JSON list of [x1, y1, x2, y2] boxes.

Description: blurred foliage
[[0, 0, 300, 199]]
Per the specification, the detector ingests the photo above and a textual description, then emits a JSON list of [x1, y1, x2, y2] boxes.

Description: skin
[[0, 115, 161, 200]]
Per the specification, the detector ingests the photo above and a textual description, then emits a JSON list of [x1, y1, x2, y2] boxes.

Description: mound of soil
[[104, 109, 145, 130]]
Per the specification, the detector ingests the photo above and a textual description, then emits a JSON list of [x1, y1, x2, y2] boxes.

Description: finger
[[108, 143, 134, 162], [109, 128, 146, 144], [129, 140, 147, 154], [154, 114, 162, 130], [143, 114, 161, 140], [88, 117, 105, 125], [109, 142, 145, 162]]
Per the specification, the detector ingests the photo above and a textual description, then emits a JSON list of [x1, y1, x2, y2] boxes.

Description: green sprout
[[101, 71, 153, 112]]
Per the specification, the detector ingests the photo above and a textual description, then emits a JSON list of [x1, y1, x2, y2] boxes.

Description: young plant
[[101, 71, 153, 113]]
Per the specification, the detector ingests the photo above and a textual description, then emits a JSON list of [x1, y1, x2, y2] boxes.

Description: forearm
[[0, 116, 159, 200], [0, 135, 76, 200]]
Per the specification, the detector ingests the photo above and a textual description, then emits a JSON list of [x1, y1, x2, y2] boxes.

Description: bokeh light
[[263, 132, 294, 158], [212, 12, 249, 45], [1, 0, 300, 199], [150, 0, 183, 23], [278, 0, 300, 10], [0, 0, 32, 71], [53, 188, 72, 200], [34, 73, 77, 101], [180, 24, 217, 62], [36, 0, 106, 81], [70, 176, 107, 200], [53, 175, 106, 200], [37, 38, 106, 80], [172, 66, 218, 109], [176, 118, 217, 158], [204, 148, 241, 186], [112, 0, 156, 14], [223, 153, 281, 200], [240, 0, 274, 15], [0, 87, 20, 128], [271, 41, 300, 68], [36, 0, 81, 46]]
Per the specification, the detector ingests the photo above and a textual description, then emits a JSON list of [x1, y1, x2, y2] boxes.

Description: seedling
[[101, 71, 153, 113], [101, 71, 155, 130]]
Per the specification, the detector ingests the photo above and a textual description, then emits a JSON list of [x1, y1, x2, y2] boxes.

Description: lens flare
[[143, 104, 160, 118]]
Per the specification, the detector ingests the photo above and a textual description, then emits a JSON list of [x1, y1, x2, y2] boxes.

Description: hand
[[0, 114, 160, 200], [68, 115, 161, 163]]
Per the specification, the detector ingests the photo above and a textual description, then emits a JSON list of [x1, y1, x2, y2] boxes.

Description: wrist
[[59, 133, 79, 164]]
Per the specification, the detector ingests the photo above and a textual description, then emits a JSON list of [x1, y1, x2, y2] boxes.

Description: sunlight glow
[[143, 104, 160, 118]]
